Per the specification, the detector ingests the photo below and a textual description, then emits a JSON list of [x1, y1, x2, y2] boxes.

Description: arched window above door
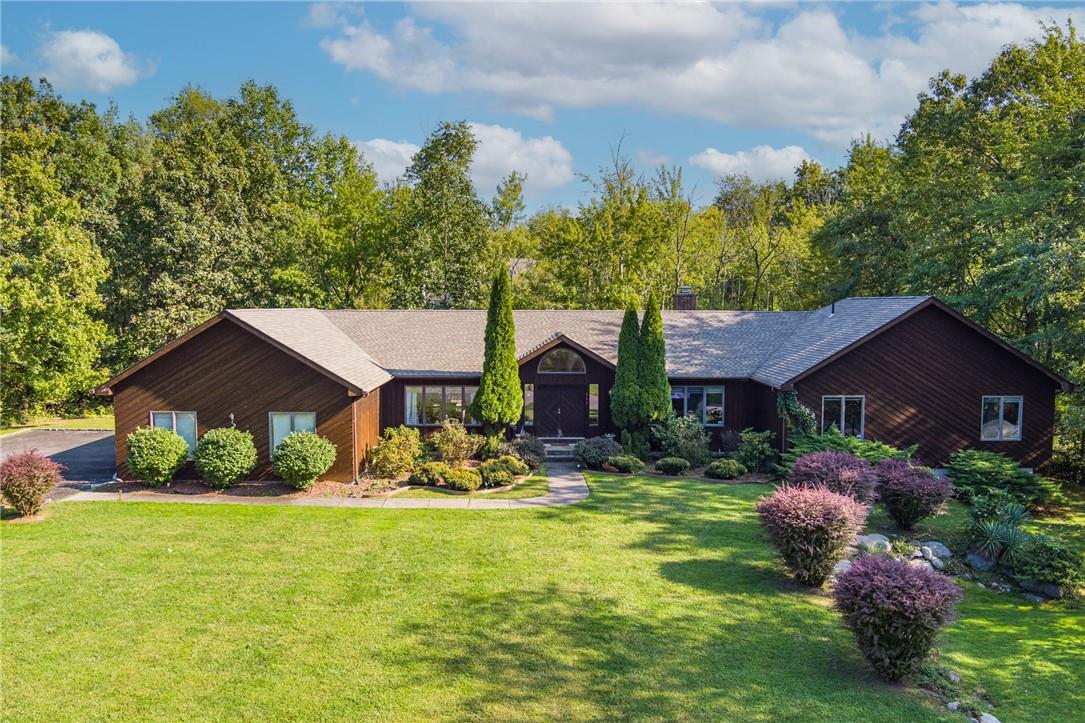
[[538, 347, 587, 374]]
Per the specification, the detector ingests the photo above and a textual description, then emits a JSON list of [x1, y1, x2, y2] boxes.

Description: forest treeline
[[1, 24, 1082, 462]]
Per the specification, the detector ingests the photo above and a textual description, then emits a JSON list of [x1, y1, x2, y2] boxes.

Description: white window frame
[[980, 395, 1023, 442], [670, 385, 725, 427], [821, 395, 865, 438], [268, 411, 317, 456], [149, 411, 198, 459]]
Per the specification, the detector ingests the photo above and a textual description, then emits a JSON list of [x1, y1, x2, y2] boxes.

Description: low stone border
[[58, 463, 589, 510]]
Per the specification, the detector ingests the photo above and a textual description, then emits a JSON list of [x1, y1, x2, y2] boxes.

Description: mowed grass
[[0, 413, 115, 435], [3, 476, 1083, 722]]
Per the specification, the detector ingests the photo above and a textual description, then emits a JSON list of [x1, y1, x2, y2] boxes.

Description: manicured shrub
[[789, 450, 878, 502], [127, 426, 190, 487], [477, 434, 503, 460], [946, 449, 1056, 508], [654, 415, 710, 466], [833, 554, 962, 681], [967, 493, 1029, 565], [194, 426, 257, 489], [756, 485, 869, 586], [367, 425, 422, 479], [704, 459, 747, 480], [607, 454, 645, 473], [655, 457, 690, 475], [0, 450, 61, 516], [876, 459, 952, 529], [444, 468, 482, 492], [409, 461, 451, 487], [480, 455, 528, 486], [735, 428, 777, 473], [429, 420, 483, 467], [501, 435, 545, 470], [273, 431, 337, 490], [1013, 534, 1083, 588], [779, 427, 912, 476], [574, 435, 622, 469]]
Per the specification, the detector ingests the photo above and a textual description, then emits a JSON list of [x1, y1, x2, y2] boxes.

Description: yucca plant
[[970, 519, 1011, 561]]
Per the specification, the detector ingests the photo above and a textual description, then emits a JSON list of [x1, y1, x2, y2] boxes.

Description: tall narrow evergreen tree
[[470, 271, 523, 435], [610, 307, 643, 451], [639, 291, 671, 422]]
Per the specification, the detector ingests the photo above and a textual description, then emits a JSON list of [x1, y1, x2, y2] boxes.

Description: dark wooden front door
[[535, 384, 587, 438]]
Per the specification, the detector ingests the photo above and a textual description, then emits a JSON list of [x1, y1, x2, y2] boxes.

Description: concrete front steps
[[540, 438, 582, 462]]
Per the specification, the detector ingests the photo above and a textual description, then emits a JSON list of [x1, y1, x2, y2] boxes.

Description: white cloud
[[356, 123, 574, 196], [37, 29, 147, 92], [690, 145, 814, 182], [468, 122, 574, 195], [354, 138, 420, 184], [1, 45, 18, 66], [318, 2, 1085, 145]]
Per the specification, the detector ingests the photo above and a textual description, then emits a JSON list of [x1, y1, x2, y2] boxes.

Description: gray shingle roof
[[225, 297, 931, 391]]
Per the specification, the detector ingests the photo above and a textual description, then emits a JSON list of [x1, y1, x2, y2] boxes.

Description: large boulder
[[967, 551, 995, 572], [857, 533, 891, 554], [920, 541, 953, 559]]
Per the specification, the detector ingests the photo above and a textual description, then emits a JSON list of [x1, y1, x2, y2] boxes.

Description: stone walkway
[[59, 463, 589, 510]]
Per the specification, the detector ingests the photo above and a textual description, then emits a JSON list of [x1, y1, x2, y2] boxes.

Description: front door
[[535, 385, 587, 438]]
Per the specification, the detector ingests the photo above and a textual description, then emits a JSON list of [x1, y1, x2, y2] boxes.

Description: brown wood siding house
[[96, 296, 1070, 483]]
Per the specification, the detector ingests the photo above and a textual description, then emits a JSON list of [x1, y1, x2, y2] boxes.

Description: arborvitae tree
[[610, 307, 643, 451], [639, 291, 671, 423], [470, 271, 523, 435]]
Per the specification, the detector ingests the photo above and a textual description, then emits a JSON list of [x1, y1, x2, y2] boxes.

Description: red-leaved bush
[[833, 554, 962, 681], [0, 450, 62, 517], [876, 459, 952, 530], [756, 485, 869, 586], [789, 450, 878, 501]]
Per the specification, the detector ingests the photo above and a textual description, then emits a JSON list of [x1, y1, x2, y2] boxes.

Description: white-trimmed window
[[151, 411, 197, 458], [822, 396, 864, 437], [523, 383, 534, 426], [670, 386, 724, 427], [404, 385, 480, 426], [981, 396, 1023, 441], [269, 412, 316, 455], [588, 383, 600, 425]]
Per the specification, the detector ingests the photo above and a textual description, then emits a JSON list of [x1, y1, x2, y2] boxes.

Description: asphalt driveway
[[1, 430, 115, 485]]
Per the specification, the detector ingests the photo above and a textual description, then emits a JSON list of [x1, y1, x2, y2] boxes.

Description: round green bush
[[607, 454, 645, 473], [480, 467, 515, 488], [705, 459, 747, 479], [194, 427, 257, 489], [479, 455, 526, 486], [574, 436, 622, 469], [272, 431, 337, 490], [444, 468, 482, 492], [127, 426, 190, 486], [500, 436, 545, 470], [655, 457, 690, 475], [368, 425, 422, 479], [409, 461, 451, 487]]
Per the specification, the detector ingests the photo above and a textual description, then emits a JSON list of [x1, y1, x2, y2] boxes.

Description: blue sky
[[3, 1, 1082, 208]]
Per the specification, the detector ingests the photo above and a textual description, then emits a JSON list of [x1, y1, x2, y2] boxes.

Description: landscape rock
[[921, 541, 953, 559], [857, 533, 892, 554], [1023, 593, 1046, 603], [832, 559, 853, 577], [929, 556, 945, 571], [1018, 578, 1065, 600], [948, 670, 961, 684], [967, 552, 995, 572], [907, 558, 934, 572], [911, 549, 924, 559], [947, 701, 961, 711], [979, 713, 1001, 723], [921, 546, 934, 561]]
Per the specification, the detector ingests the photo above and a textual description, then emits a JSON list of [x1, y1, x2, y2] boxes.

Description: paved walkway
[[60, 463, 589, 510]]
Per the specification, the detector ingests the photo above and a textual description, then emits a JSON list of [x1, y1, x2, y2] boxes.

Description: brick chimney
[[672, 286, 697, 310]]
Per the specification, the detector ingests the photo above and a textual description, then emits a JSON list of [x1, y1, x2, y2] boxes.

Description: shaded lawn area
[[3, 476, 1082, 721]]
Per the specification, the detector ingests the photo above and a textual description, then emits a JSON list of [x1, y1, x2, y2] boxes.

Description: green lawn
[[0, 414, 115, 435], [394, 467, 551, 499], [3, 475, 1082, 721]]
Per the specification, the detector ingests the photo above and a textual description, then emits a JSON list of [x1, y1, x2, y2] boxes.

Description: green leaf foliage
[[272, 431, 337, 490], [194, 426, 258, 489], [779, 427, 911, 476], [470, 272, 523, 432], [638, 292, 671, 423], [609, 307, 642, 433], [126, 427, 190, 487]]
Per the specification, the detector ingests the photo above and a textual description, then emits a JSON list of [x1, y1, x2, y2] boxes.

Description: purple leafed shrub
[[876, 459, 952, 530], [833, 554, 962, 681], [756, 485, 869, 587], [0, 450, 63, 517], [789, 450, 878, 502]]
